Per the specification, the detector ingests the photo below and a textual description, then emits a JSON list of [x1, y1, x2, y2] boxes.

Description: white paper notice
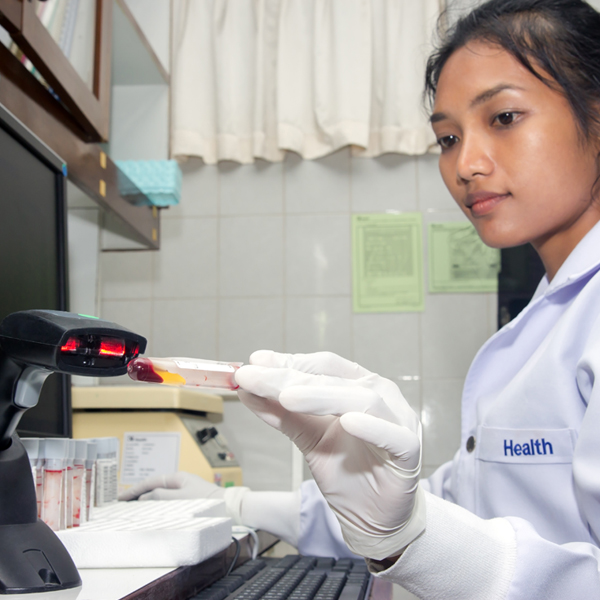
[[120, 432, 181, 485]]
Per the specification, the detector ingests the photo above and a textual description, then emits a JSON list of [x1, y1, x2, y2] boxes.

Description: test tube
[[42, 438, 68, 531], [109, 437, 119, 503], [84, 441, 97, 522], [20, 437, 39, 494], [21, 438, 44, 518], [63, 440, 76, 529], [72, 440, 87, 527], [127, 357, 242, 390], [94, 438, 118, 507], [36, 439, 45, 518]]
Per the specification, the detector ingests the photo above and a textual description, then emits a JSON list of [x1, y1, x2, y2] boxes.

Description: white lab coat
[[296, 221, 600, 598]]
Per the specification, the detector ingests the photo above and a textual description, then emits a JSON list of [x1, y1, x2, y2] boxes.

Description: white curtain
[[171, 0, 442, 165]]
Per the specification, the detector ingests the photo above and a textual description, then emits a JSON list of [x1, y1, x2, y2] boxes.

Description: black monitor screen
[[0, 110, 71, 437]]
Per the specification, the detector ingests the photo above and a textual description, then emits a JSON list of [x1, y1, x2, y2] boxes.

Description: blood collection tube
[[21, 437, 38, 474], [36, 439, 45, 518], [72, 440, 87, 527], [127, 357, 242, 390], [94, 437, 118, 507], [84, 441, 97, 522], [64, 440, 76, 528], [42, 438, 68, 531], [21, 438, 39, 505]]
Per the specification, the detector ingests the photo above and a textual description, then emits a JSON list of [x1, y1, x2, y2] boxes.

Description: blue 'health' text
[[504, 438, 553, 456]]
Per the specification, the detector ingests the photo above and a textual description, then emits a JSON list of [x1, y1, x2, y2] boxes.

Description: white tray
[[57, 499, 232, 568]]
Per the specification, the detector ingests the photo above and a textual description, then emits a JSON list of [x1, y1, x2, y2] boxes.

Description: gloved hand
[[117, 471, 251, 526], [235, 350, 425, 561], [118, 471, 226, 502]]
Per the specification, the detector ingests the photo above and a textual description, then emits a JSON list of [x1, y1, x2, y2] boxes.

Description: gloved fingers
[[237, 388, 289, 431], [238, 388, 330, 452], [242, 354, 416, 423], [117, 473, 172, 501], [236, 364, 360, 403], [249, 350, 373, 380], [340, 412, 421, 470], [278, 385, 397, 423], [137, 487, 187, 501], [175, 472, 227, 498]]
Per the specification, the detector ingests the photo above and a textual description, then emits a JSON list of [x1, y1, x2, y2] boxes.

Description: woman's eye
[[437, 135, 459, 150], [494, 112, 518, 126]]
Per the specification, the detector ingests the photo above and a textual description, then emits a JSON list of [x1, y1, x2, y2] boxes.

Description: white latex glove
[[118, 472, 226, 502], [235, 350, 425, 561], [117, 471, 251, 525]]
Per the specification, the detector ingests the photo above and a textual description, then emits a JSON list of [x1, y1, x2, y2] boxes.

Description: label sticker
[[120, 432, 181, 484]]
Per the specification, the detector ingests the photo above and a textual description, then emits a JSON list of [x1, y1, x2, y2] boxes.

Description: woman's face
[[431, 41, 600, 278]]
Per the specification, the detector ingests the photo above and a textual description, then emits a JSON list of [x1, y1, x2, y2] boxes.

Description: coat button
[[466, 436, 476, 452]]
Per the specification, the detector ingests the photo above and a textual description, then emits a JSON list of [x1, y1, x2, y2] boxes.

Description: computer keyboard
[[192, 555, 372, 600]]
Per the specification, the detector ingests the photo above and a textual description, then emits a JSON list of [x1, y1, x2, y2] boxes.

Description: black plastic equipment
[[0, 310, 146, 596]]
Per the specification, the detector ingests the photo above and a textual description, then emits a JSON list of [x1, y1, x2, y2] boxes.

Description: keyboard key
[[337, 584, 364, 600], [274, 556, 301, 569], [193, 588, 228, 600], [212, 577, 245, 594]]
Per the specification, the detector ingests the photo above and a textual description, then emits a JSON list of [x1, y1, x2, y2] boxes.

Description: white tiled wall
[[82, 149, 498, 492]]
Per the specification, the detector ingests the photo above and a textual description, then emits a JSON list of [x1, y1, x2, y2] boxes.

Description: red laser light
[[60, 337, 81, 353], [98, 338, 126, 357]]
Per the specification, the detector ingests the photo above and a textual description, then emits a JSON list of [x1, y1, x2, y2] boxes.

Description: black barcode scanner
[[0, 310, 146, 597]]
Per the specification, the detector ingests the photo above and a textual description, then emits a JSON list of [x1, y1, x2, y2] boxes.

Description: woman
[[235, 0, 600, 597], [124, 1, 600, 597]]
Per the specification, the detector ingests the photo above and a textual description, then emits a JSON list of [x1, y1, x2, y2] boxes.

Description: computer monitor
[[0, 103, 71, 437]]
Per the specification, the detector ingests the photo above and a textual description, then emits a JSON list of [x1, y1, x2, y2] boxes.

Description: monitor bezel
[[0, 102, 72, 438]]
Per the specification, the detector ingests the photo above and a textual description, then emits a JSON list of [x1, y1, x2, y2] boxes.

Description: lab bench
[[78, 530, 279, 600], [76, 532, 391, 600]]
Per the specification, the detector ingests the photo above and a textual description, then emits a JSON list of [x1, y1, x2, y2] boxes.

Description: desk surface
[[79, 568, 173, 600], [78, 531, 279, 600]]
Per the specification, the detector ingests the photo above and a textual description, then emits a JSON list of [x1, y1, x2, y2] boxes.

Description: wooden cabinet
[[0, 0, 166, 249]]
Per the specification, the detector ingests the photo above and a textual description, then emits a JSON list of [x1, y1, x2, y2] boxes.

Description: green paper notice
[[428, 222, 500, 293], [352, 213, 424, 313]]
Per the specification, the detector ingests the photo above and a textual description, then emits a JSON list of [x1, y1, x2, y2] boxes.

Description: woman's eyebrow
[[470, 83, 524, 108], [430, 83, 525, 124]]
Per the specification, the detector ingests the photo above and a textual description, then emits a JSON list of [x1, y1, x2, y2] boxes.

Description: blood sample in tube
[[128, 357, 241, 390]]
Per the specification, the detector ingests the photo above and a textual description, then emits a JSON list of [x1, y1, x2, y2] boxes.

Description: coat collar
[[530, 220, 600, 301]]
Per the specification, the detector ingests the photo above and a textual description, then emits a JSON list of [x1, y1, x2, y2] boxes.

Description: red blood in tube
[[127, 358, 164, 383]]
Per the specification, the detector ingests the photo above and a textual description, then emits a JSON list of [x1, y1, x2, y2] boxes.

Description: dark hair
[[425, 0, 600, 143]]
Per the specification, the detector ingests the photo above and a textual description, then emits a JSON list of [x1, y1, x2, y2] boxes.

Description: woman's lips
[[465, 192, 509, 216]]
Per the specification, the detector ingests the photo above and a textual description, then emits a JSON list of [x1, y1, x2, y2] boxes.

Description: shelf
[[0, 0, 171, 250], [0, 61, 159, 249], [112, 0, 169, 86], [0, 0, 112, 142]]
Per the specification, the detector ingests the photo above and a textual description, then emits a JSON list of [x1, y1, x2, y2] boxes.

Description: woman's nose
[[456, 134, 494, 182]]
